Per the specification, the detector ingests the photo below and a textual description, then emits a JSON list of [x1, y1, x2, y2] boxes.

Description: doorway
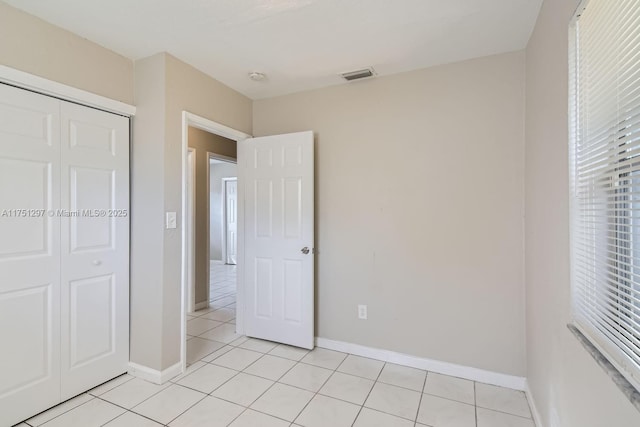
[[222, 177, 238, 265], [181, 113, 250, 370], [208, 158, 237, 313], [180, 112, 316, 373], [185, 135, 238, 365]]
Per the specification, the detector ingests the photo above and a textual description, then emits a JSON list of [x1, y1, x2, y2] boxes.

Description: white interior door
[[0, 84, 62, 426], [225, 178, 237, 265], [241, 131, 314, 349], [59, 101, 129, 399]]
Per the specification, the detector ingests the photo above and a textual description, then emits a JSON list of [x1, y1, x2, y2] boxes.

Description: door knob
[[93, 260, 102, 266], [301, 247, 310, 254]]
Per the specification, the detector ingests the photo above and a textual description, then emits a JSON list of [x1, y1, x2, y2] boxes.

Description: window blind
[[570, 0, 640, 390]]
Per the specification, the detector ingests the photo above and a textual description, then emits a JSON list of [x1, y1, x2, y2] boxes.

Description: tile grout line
[[474, 381, 478, 427], [207, 346, 434, 424], [197, 342, 533, 425], [31, 325, 531, 427], [290, 351, 348, 425], [350, 360, 386, 427], [241, 350, 310, 425], [414, 368, 429, 425], [25, 393, 96, 427], [159, 383, 209, 427], [219, 350, 301, 427]]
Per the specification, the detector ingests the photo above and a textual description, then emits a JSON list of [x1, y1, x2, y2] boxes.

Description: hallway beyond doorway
[[210, 260, 237, 308]]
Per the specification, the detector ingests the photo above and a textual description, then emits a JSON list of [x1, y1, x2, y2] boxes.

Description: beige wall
[[524, 1, 640, 425], [130, 52, 252, 371], [130, 54, 166, 370], [0, 1, 133, 104], [254, 51, 526, 376], [188, 127, 237, 306]]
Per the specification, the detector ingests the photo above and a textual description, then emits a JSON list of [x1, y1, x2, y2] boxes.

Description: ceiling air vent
[[340, 67, 376, 82]]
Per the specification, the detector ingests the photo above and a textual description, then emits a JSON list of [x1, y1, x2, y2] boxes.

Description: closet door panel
[[0, 84, 62, 427], [60, 101, 129, 399]]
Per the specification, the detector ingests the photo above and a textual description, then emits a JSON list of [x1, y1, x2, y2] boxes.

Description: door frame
[[206, 154, 237, 303], [221, 177, 238, 265], [186, 148, 196, 314], [180, 112, 250, 372]]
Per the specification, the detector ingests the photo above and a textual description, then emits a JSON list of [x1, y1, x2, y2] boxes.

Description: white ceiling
[[5, 0, 542, 99]]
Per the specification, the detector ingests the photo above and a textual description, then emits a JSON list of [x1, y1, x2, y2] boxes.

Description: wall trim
[[315, 337, 527, 391], [525, 380, 544, 427], [194, 301, 209, 311], [0, 65, 136, 116], [128, 361, 182, 385]]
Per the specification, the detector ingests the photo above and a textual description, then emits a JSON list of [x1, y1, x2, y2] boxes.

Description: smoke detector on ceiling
[[339, 67, 376, 82], [248, 71, 267, 81]]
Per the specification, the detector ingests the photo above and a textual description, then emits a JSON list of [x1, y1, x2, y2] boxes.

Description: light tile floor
[[208, 261, 236, 309], [18, 262, 536, 426], [19, 327, 536, 426]]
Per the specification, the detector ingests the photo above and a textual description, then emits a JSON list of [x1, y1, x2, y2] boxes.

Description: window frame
[[569, 0, 640, 394]]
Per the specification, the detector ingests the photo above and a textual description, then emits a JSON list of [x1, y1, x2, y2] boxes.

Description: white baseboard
[[315, 337, 527, 391], [525, 380, 544, 427], [194, 301, 209, 311], [128, 361, 183, 385]]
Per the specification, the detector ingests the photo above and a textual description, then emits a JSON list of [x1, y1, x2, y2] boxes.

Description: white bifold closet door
[[0, 84, 129, 426], [59, 102, 129, 399]]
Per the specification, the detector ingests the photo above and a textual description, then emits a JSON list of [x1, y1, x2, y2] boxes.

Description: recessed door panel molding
[[0, 284, 53, 396], [255, 179, 274, 238], [242, 131, 314, 349], [69, 274, 115, 368], [0, 95, 55, 148], [283, 177, 302, 239], [255, 258, 274, 318], [255, 147, 273, 168], [69, 167, 115, 252], [283, 145, 303, 167], [283, 259, 303, 323], [0, 83, 62, 427], [0, 159, 52, 259], [69, 119, 116, 155]]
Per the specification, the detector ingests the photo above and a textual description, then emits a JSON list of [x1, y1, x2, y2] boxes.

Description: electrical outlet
[[358, 305, 367, 320]]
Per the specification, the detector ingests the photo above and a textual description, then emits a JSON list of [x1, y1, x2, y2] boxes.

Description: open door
[[240, 131, 314, 349], [224, 178, 238, 265]]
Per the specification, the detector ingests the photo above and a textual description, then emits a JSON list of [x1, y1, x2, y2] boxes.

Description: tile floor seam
[[414, 367, 429, 424], [201, 369, 242, 397], [94, 394, 175, 424], [374, 375, 429, 394], [247, 402, 303, 425], [289, 355, 340, 426], [99, 406, 167, 427], [160, 389, 208, 426], [92, 405, 126, 427], [101, 380, 171, 413], [351, 361, 387, 427], [474, 405, 533, 420], [244, 350, 299, 382], [223, 407, 247, 427], [220, 372, 291, 425], [420, 391, 478, 407], [30, 394, 96, 427], [474, 381, 478, 427]]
